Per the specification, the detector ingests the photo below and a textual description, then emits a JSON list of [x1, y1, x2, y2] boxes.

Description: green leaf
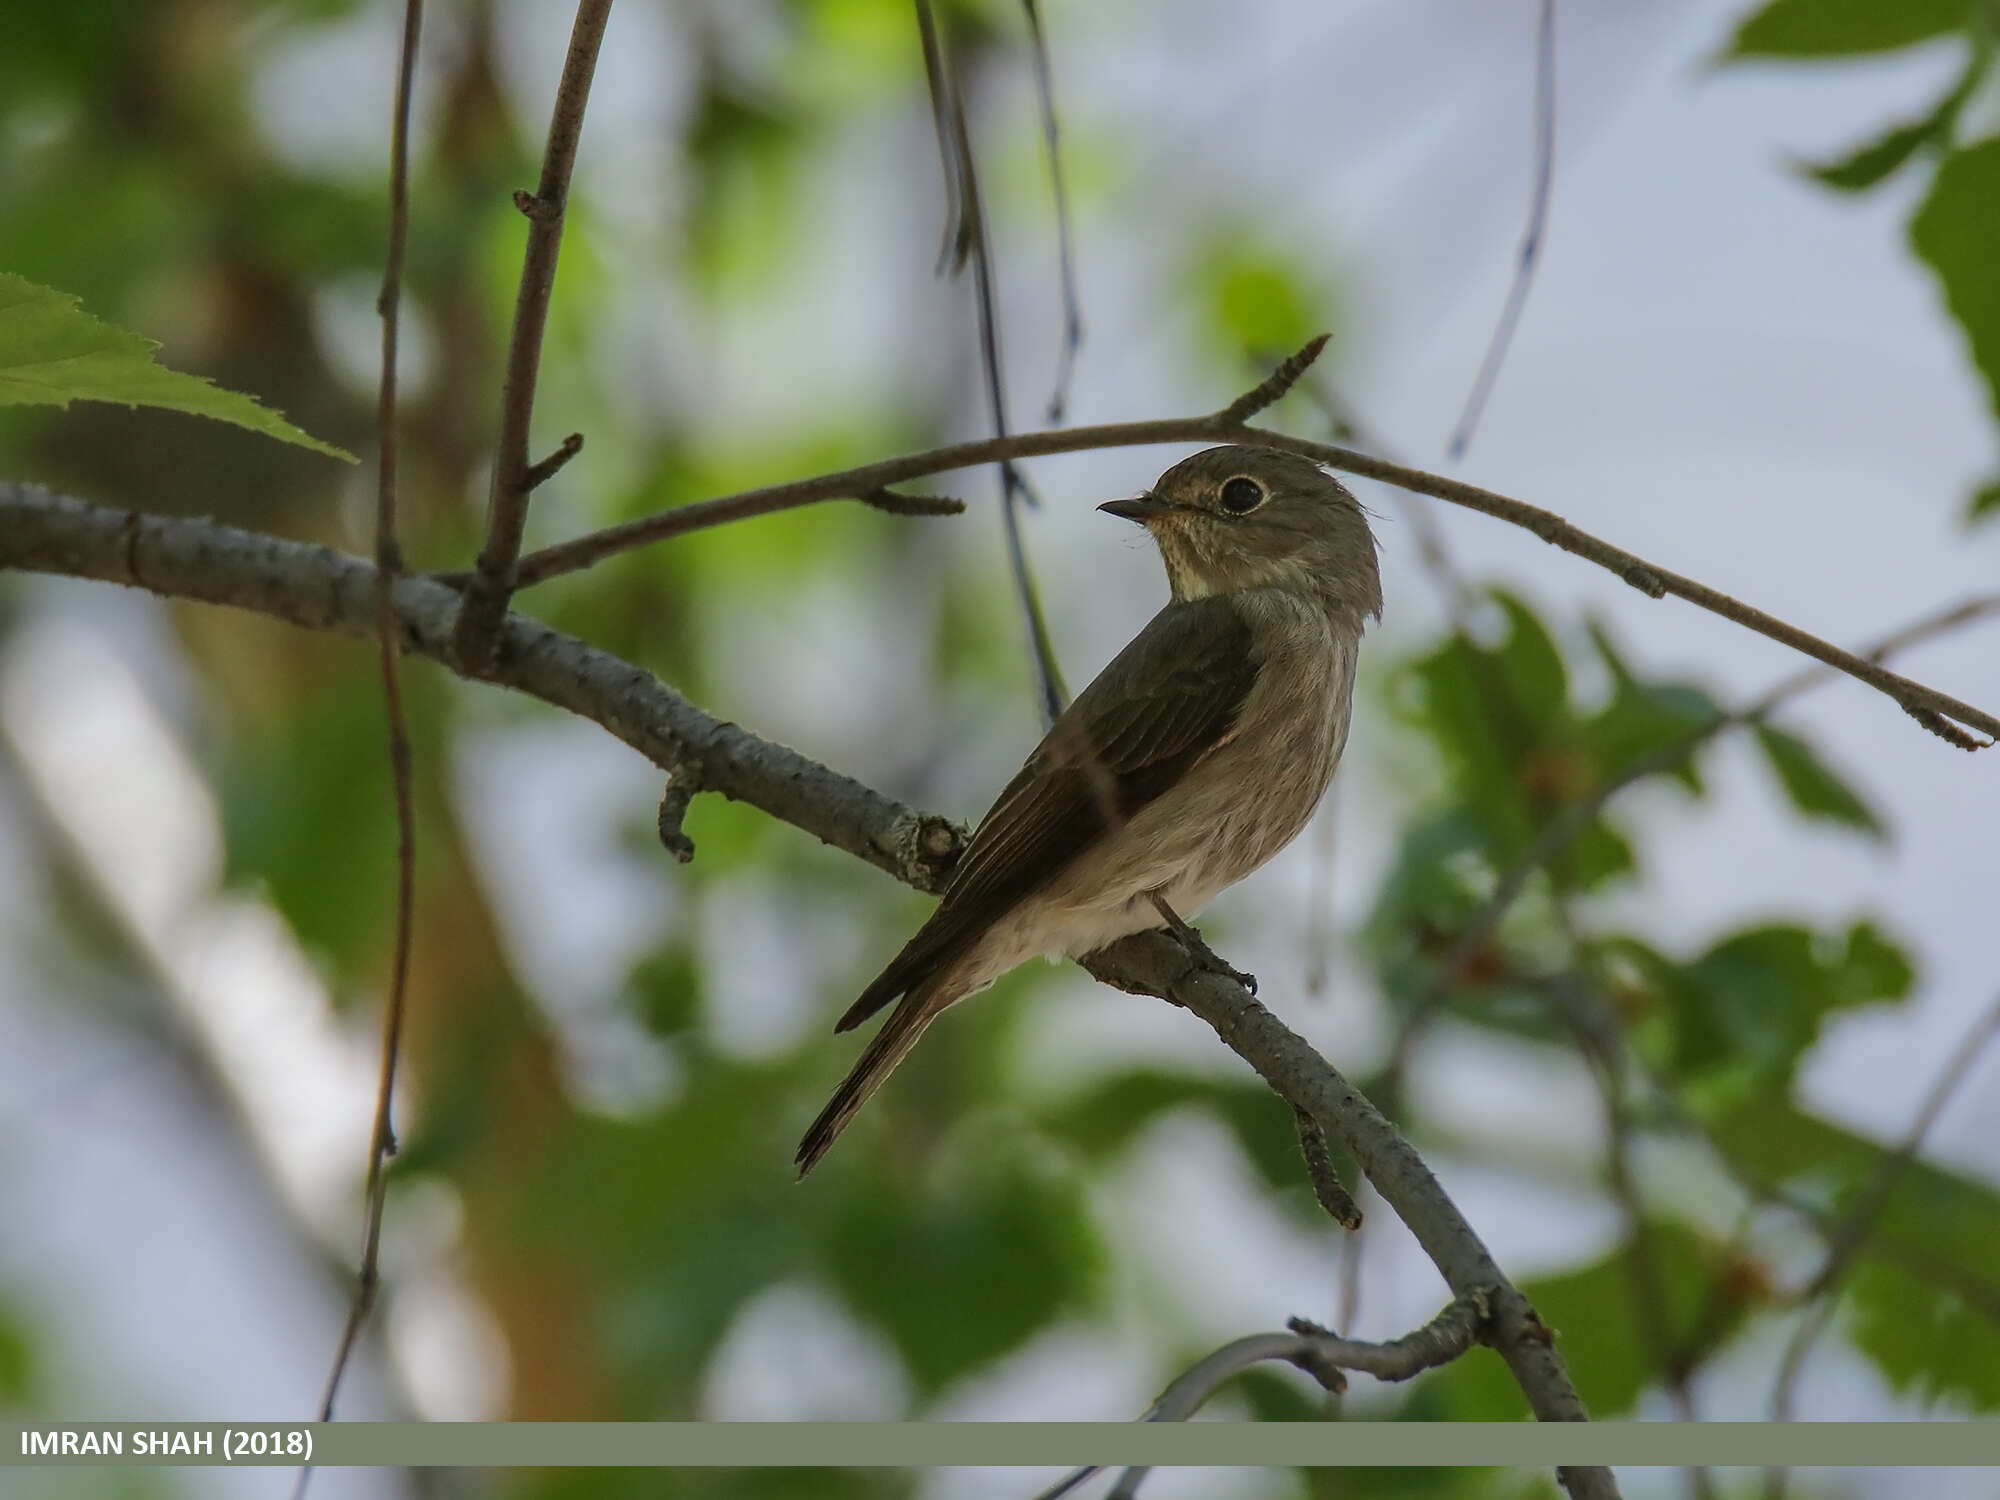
[[1582, 620, 1721, 795], [1708, 1096, 2000, 1298], [822, 1150, 1099, 1394], [1848, 1261, 2000, 1411], [1489, 592, 1571, 731], [1832, 919, 1915, 1007], [1805, 117, 1944, 191], [0, 273, 352, 460], [1912, 138, 2000, 428], [1189, 237, 1328, 364], [1616, 920, 1913, 1095], [1967, 473, 2000, 525], [630, 943, 703, 1039], [1390, 592, 1581, 860], [0, 1302, 35, 1403], [1798, 42, 1988, 192], [219, 681, 405, 976], [1754, 723, 1886, 837], [1727, 0, 1970, 58], [1039, 1069, 1317, 1197]]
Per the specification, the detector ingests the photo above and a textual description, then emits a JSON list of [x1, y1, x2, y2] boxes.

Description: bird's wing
[[836, 595, 1258, 1031]]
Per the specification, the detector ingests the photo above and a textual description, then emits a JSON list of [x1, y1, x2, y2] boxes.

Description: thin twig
[[916, 0, 1069, 726], [486, 340, 2000, 748], [1333, 1178, 1368, 1378], [1109, 1297, 1491, 1500], [657, 773, 697, 864], [524, 431, 585, 490], [1020, 0, 1083, 424], [452, 0, 614, 673], [1295, 1106, 1363, 1230], [1222, 332, 1330, 424], [1447, 0, 1557, 461], [298, 3, 424, 1489], [1038, 1293, 1494, 1500], [1765, 989, 2000, 1431]]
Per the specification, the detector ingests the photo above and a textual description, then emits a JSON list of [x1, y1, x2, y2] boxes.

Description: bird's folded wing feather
[[836, 595, 1258, 1031]]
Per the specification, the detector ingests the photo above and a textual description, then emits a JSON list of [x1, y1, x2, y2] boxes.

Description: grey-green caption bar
[[4, 1421, 1997, 1468]]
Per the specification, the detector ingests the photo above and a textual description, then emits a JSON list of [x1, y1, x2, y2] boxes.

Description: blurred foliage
[[1726, 0, 1975, 57], [2, 6, 1998, 1500], [1729, 0, 2000, 524]]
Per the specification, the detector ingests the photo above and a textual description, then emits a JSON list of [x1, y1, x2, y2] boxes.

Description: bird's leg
[[1147, 892, 1257, 995]]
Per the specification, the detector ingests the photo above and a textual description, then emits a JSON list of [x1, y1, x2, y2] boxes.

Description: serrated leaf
[[1912, 138, 2000, 428], [1727, 0, 1970, 58], [1754, 723, 1886, 837], [0, 272, 352, 460]]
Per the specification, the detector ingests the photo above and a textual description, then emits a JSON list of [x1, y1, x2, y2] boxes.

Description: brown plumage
[[796, 445, 1381, 1175]]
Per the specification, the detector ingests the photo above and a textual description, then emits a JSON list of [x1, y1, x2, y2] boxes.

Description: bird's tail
[[795, 979, 952, 1177]]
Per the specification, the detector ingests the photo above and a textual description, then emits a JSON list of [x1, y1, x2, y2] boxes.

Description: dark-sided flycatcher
[[797, 445, 1381, 1174]]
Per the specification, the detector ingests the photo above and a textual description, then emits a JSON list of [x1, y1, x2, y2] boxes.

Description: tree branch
[[0, 480, 1612, 1500], [1, 485, 968, 895], [1034, 1293, 1493, 1500], [1079, 940, 1609, 1464], [484, 341, 1999, 749], [452, 0, 615, 672]]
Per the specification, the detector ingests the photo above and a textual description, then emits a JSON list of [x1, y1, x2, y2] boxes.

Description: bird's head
[[1099, 445, 1382, 621]]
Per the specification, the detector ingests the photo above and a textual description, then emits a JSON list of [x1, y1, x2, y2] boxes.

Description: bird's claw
[[1147, 893, 1258, 994], [1177, 924, 1258, 994]]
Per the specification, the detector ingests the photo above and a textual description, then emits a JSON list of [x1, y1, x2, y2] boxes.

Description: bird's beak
[[1098, 494, 1173, 524]]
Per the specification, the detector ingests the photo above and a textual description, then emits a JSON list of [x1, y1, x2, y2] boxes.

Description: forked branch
[[485, 338, 1999, 749], [452, 0, 615, 673]]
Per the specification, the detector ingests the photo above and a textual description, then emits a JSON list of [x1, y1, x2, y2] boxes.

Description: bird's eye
[[1219, 476, 1266, 515]]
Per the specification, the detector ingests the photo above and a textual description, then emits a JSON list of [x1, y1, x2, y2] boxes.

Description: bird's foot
[[1148, 893, 1258, 994], [1179, 926, 1259, 994]]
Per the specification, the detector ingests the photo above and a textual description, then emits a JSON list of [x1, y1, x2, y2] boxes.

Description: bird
[[796, 444, 1381, 1175]]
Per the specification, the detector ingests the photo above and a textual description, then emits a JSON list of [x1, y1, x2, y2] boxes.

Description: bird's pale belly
[[960, 635, 1357, 984]]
